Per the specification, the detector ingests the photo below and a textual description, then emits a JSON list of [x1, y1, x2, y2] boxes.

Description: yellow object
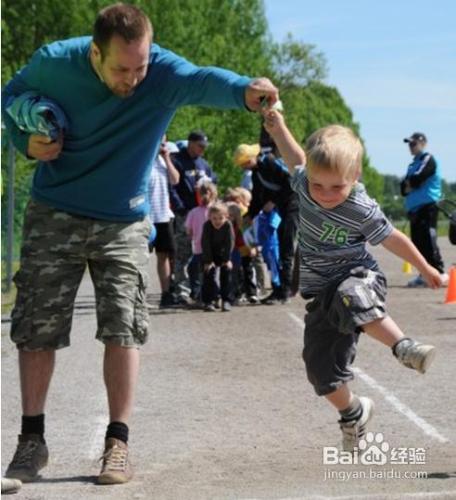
[[402, 261, 412, 274], [233, 144, 260, 166]]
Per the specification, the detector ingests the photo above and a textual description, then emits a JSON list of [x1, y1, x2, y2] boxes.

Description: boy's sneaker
[[393, 338, 436, 374], [5, 434, 49, 482], [222, 301, 232, 312], [204, 303, 217, 312], [339, 397, 374, 452], [98, 438, 133, 484], [407, 275, 427, 288]]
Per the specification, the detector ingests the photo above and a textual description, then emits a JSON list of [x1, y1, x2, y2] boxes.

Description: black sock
[[105, 421, 129, 444], [339, 395, 362, 422], [22, 414, 45, 442]]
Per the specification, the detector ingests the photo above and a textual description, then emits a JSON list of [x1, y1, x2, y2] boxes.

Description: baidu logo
[[322, 432, 425, 466], [358, 432, 389, 465]]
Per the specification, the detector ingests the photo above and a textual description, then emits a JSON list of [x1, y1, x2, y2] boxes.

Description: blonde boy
[[262, 110, 443, 451]]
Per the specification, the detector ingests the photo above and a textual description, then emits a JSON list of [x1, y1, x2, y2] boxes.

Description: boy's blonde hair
[[208, 201, 228, 218], [198, 181, 218, 206], [305, 125, 363, 178]]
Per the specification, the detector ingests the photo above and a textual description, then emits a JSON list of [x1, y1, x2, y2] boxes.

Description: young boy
[[262, 109, 443, 451], [201, 202, 235, 312]]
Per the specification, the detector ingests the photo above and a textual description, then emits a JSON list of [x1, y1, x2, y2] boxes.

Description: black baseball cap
[[403, 132, 427, 144], [188, 130, 209, 146]]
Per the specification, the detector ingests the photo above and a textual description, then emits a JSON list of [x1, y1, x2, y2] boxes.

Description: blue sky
[[263, 0, 456, 182]]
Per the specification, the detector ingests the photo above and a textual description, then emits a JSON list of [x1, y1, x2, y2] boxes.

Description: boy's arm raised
[[262, 109, 306, 173], [381, 228, 443, 289]]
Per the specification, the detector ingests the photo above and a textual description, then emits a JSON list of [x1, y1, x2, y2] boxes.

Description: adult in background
[[400, 132, 448, 287], [148, 138, 180, 308], [235, 134, 299, 304], [1, 2, 278, 485], [170, 130, 217, 303]]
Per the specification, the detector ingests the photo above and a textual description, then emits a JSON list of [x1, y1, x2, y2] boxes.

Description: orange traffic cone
[[402, 261, 412, 274], [444, 267, 456, 304]]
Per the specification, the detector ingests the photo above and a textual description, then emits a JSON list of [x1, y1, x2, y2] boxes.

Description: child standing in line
[[227, 202, 259, 304], [255, 204, 282, 296], [185, 181, 218, 303], [262, 109, 443, 451], [201, 202, 235, 312]]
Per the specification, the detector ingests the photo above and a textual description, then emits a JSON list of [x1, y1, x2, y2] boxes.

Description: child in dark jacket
[[201, 202, 235, 312]]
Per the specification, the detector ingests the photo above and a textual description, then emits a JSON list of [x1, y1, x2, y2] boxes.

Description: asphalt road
[[1, 238, 456, 500]]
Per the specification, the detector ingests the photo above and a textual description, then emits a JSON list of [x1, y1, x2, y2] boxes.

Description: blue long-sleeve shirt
[[1, 36, 251, 221]]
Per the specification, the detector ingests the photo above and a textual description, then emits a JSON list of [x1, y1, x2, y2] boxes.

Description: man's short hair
[[305, 125, 363, 177], [93, 3, 153, 58]]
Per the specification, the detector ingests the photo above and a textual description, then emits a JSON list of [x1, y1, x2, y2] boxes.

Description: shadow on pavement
[[37, 475, 98, 484]]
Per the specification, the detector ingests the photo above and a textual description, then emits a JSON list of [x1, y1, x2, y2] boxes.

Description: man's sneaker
[[222, 301, 232, 312], [98, 438, 133, 485], [1, 477, 22, 494], [407, 275, 427, 288], [204, 303, 217, 312], [248, 295, 260, 304], [339, 397, 374, 452], [393, 338, 436, 374], [5, 434, 49, 482]]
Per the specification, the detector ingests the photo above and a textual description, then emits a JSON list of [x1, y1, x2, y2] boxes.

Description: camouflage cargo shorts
[[11, 200, 151, 351]]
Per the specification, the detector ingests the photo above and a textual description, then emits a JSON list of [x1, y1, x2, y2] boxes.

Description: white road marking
[[87, 415, 107, 459], [352, 367, 449, 443], [287, 312, 450, 443]]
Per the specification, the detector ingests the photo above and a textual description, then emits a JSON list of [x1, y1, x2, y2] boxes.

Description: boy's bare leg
[[363, 315, 435, 373], [325, 383, 353, 411], [362, 316, 404, 347]]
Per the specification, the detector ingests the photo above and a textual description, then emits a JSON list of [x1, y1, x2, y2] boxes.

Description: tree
[[272, 33, 328, 87]]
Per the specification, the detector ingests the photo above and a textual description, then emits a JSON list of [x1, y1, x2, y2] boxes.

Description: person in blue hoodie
[[400, 132, 447, 288], [1, 3, 278, 485]]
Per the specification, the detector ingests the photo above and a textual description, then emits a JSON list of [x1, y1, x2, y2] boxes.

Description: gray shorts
[[302, 266, 387, 396], [11, 200, 151, 351]]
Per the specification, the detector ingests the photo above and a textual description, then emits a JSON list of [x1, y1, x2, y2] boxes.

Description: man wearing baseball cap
[[170, 129, 217, 303], [400, 132, 448, 287]]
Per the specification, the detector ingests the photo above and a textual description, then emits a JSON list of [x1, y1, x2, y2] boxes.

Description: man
[[1, 3, 278, 485], [170, 130, 217, 303], [400, 132, 447, 287]]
